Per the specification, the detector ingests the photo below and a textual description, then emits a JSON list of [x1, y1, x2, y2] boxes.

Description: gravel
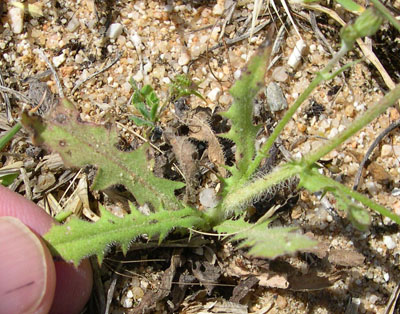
[[1, 1, 400, 313]]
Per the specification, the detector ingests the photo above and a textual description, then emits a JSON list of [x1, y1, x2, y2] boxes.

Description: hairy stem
[[244, 45, 348, 180], [370, 0, 400, 33]]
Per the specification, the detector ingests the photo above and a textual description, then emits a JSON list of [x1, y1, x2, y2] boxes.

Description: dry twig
[[353, 119, 400, 191]]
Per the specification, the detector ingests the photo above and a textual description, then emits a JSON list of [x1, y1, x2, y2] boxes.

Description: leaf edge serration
[[44, 204, 207, 267]]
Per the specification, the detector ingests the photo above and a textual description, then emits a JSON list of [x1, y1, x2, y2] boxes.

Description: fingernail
[[0, 217, 48, 314]]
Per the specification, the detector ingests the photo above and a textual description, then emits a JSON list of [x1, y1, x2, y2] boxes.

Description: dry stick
[[115, 122, 163, 154], [200, 19, 271, 83], [104, 262, 121, 314], [218, 1, 237, 41], [20, 167, 32, 200], [309, 12, 345, 84], [71, 51, 123, 94], [353, 119, 400, 191], [309, 11, 334, 56], [267, 23, 286, 71], [0, 85, 34, 104], [115, 122, 186, 179], [207, 19, 271, 52], [37, 50, 64, 98], [0, 71, 13, 123]]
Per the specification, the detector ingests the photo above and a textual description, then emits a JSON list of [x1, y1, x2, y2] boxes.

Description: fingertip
[[0, 217, 56, 314], [51, 259, 93, 314]]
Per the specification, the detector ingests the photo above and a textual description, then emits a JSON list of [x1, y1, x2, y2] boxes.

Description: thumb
[[0, 217, 56, 314]]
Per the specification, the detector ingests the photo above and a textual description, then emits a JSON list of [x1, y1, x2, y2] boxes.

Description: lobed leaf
[[215, 217, 316, 258], [219, 28, 274, 198], [21, 98, 184, 210], [44, 205, 206, 266]]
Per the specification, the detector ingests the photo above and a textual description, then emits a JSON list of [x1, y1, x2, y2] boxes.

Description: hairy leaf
[[21, 99, 184, 210], [215, 217, 316, 258], [220, 32, 273, 187], [44, 205, 206, 266]]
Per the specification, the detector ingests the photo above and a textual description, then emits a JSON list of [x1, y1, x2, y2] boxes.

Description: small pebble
[[366, 181, 377, 195], [233, 69, 241, 80], [106, 23, 123, 39], [266, 82, 288, 112], [133, 70, 143, 82], [381, 144, 392, 157], [131, 286, 144, 300], [207, 87, 221, 102], [219, 93, 232, 106], [122, 82, 132, 93], [199, 188, 219, 208], [389, 108, 400, 120], [276, 295, 288, 309], [368, 294, 379, 304], [121, 295, 133, 308], [9, 7, 24, 34], [272, 66, 288, 82], [288, 39, 307, 69], [297, 122, 307, 133], [383, 272, 390, 282], [345, 105, 355, 118], [75, 53, 84, 64], [143, 61, 152, 74], [130, 32, 142, 50], [212, 2, 224, 15], [392, 200, 400, 216], [383, 235, 396, 250], [66, 17, 79, 32], [52, 53, 66, 67], [178, 52, 190, 66], [126, 290, 134, 298]]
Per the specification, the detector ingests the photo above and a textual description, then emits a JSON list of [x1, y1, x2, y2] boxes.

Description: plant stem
[[244, 46, 348, 180], [311, 170, 400, 224], [370, 0, 400, 33], [0, 123, 22, 151], [221, 163, 299, 216], [305, 82, 400, 166]]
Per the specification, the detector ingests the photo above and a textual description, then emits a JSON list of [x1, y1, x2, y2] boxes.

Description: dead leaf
[[182, 299, 248, 314], [303, 233, 329, 259], [230, 276, 259, 303], [207, 300, 248, 313], [188, 113, 226, 177], [164, 128, 199, 204], [33, 172, 56, 193], [257, 273, 289, 289], [192, 260, 221, 295], [385, 282, 400, 314], [288, 272, 337, 291], [130, 250, 183, 314], [367, 162, 392, 186], [328, 249, 365, 267]]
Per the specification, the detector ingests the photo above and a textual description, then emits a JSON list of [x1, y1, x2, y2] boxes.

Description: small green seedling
[[129, 79, 160, 128], [169, 74, 206, 102]]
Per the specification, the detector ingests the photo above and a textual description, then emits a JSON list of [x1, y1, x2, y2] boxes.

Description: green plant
[[168, 74, 206, 102], [129, 79, 161, 128], [0, 123, 22, 186], [21, 7, 400, 267], [129, 74, 205, 131]]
